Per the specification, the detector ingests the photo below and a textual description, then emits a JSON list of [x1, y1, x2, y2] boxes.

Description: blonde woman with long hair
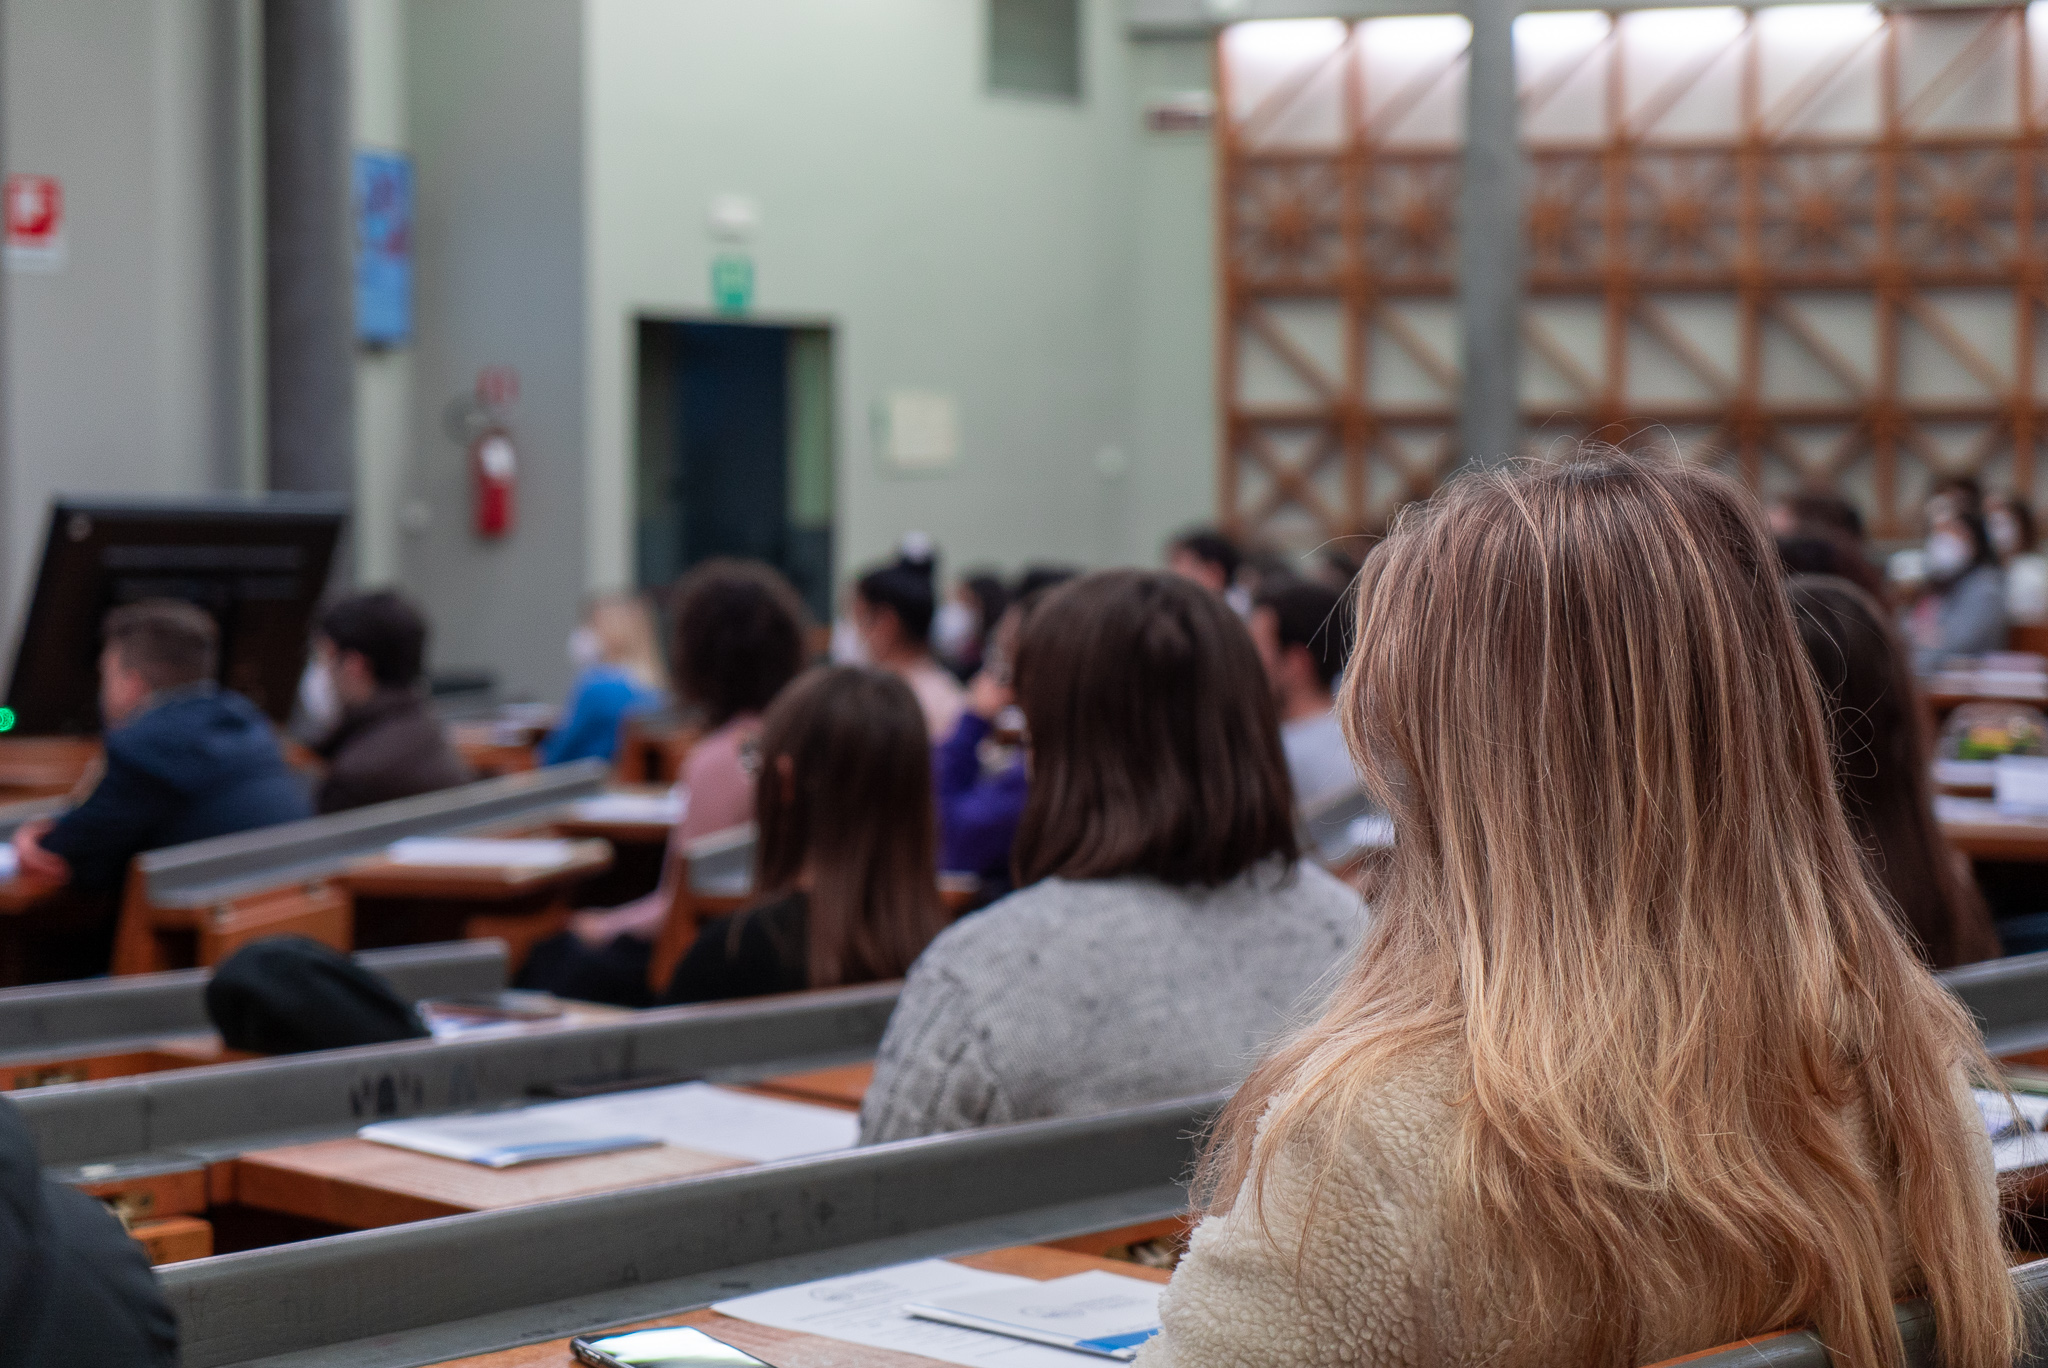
[[1138, 452, 2016, 1368], [539, 592, 669, 766]]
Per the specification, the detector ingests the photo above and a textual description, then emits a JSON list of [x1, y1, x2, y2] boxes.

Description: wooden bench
[[110, 865, 352, 976]]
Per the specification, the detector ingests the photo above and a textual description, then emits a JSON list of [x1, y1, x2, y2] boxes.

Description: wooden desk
[[1, 1031, 251, 1090], [0, 736, 98, 799], [228, 1138, 745, 1230], [549, 791, 678, 848], [338, 840, 614, 970], [746, 1061, 875, 1111], [450, 722, 543, 779], [0, 871, 70, 915], [1940, 802, 2048, 862], [429, 1245, 1170, 1368]]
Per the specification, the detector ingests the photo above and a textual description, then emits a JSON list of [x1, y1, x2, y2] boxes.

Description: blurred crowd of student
[[9, 452, 2045, 1367]]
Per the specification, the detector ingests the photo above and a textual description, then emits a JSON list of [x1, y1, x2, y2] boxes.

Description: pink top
[[573, 714, 761, 944], [675, 714, 760, 844]]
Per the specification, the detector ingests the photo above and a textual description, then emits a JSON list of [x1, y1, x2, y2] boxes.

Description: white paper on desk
[[570, 791, 685, 825], [907, 1270, 1163, 1360], [714, 1260, 1113, 1368], [385, 837, 579, 868], [359, 1082, 857, 1168]]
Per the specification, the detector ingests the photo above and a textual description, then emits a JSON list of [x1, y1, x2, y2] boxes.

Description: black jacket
[[663, 891, 810, 1004], [314, 687, 472, 814], [41, 686, 312, 893], [0, 1094, 177, 1363]]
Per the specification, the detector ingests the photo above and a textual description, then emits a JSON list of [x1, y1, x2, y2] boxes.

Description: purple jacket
[[934, 712, 1027, 883]]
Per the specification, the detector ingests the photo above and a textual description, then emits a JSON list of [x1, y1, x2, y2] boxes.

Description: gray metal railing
[[1940, 949, 2048, 1058], [1655, 1259, 2048, 1367], [0, 940, 508, 1064], [138, 759, 611, 909], [17, 981, 899, 1172], [163, 1091, 1219, 1368]]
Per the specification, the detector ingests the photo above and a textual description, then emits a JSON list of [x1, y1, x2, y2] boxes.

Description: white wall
[[1, 0, 248, 636], [584, 0, 1148, 588]]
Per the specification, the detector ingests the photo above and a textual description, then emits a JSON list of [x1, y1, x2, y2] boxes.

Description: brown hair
[[1788, 574, 1999, 969], [669, 560, 806, 728], [751, 666, 948, 988], [104, 598, 218, 690], [1011, 570, 1297, 887], [1203, 450, 2015, 1367]]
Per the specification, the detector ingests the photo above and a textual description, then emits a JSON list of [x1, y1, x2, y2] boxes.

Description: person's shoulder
[[1274, 858, 1368, 914], [911, 878, 1095, 968]]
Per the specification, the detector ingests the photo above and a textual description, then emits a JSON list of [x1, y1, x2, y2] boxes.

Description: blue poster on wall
[[354, 149, 412, 347]]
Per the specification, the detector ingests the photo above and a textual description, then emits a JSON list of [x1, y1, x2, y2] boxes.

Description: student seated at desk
[[305, 592, 471, 813], [664, 666, 949, 1003], [860, 570, 1366, 1144], [1137, 452, 2014, 1368], [521, 560, 808, 1004], [1249, 576, 1356, 809], [934, 573, 1074, 899], [1789, 574, 2000, 968], [0, 1093, 176, 1365], [539, 592, 667, 765], [851, 536, 965, 740], [1908, 498, 2008, 669], [13, 601, 311, 966]]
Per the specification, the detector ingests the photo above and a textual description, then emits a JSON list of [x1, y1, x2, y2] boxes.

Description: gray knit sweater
[[858, 858, 1367, 1144]]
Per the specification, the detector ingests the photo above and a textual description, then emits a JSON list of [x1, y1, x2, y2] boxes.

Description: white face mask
[[297, 658, 340, 736], [568, 625, 603, 670], [1926, 529, 1974, 579], [1988, 509, 2023, 559], [829, 616, 870, 666], [932, 599, 977, 664]]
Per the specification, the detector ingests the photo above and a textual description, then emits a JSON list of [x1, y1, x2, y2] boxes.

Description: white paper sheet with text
[[713, 1260, 1126, 1368], [359, 1082, 858, 1168]]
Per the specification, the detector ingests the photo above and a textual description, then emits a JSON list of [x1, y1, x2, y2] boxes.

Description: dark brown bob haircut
[[104, 598, 218, 691], [1012, 569, 1298, 887], [752, 665, 949, 988], [669, 559, 808, 728]]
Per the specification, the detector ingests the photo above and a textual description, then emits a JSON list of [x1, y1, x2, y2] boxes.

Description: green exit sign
[[711, 254, 754, 315]]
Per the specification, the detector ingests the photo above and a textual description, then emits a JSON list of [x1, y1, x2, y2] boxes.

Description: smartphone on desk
[[570, 1326, 781, 1368]]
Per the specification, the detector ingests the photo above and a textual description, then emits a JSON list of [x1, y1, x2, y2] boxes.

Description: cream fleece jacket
[[1138, 1043, 1996, 1368]]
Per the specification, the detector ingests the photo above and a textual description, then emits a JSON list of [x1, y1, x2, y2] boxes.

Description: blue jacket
[[41, 686, 312, 893], [539, 666, 659, 766]]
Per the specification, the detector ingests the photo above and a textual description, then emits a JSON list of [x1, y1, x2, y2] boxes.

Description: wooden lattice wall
[[1219, 5, 2048, 546]]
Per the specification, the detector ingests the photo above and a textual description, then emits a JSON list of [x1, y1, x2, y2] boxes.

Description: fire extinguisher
[[470, 427, 517, 538]]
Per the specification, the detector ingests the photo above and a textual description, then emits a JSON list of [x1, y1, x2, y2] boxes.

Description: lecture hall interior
[[10, 1, 2048, 1365]]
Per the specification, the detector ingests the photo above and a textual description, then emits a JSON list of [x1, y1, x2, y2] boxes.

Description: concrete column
[[1457, 0, 1523, 465], [264, 0, 354, 499]]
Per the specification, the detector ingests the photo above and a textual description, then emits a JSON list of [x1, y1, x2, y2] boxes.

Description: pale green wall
[[584, 0, 1151, 588], [1125, 34, 1219, 567]]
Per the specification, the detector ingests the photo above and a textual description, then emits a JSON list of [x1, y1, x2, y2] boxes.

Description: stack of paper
[[358, 1081, 859, 1169], [715, 1260, 1163, 1367], [570, 791, 686, 825], [385, 837, 580, 868]]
